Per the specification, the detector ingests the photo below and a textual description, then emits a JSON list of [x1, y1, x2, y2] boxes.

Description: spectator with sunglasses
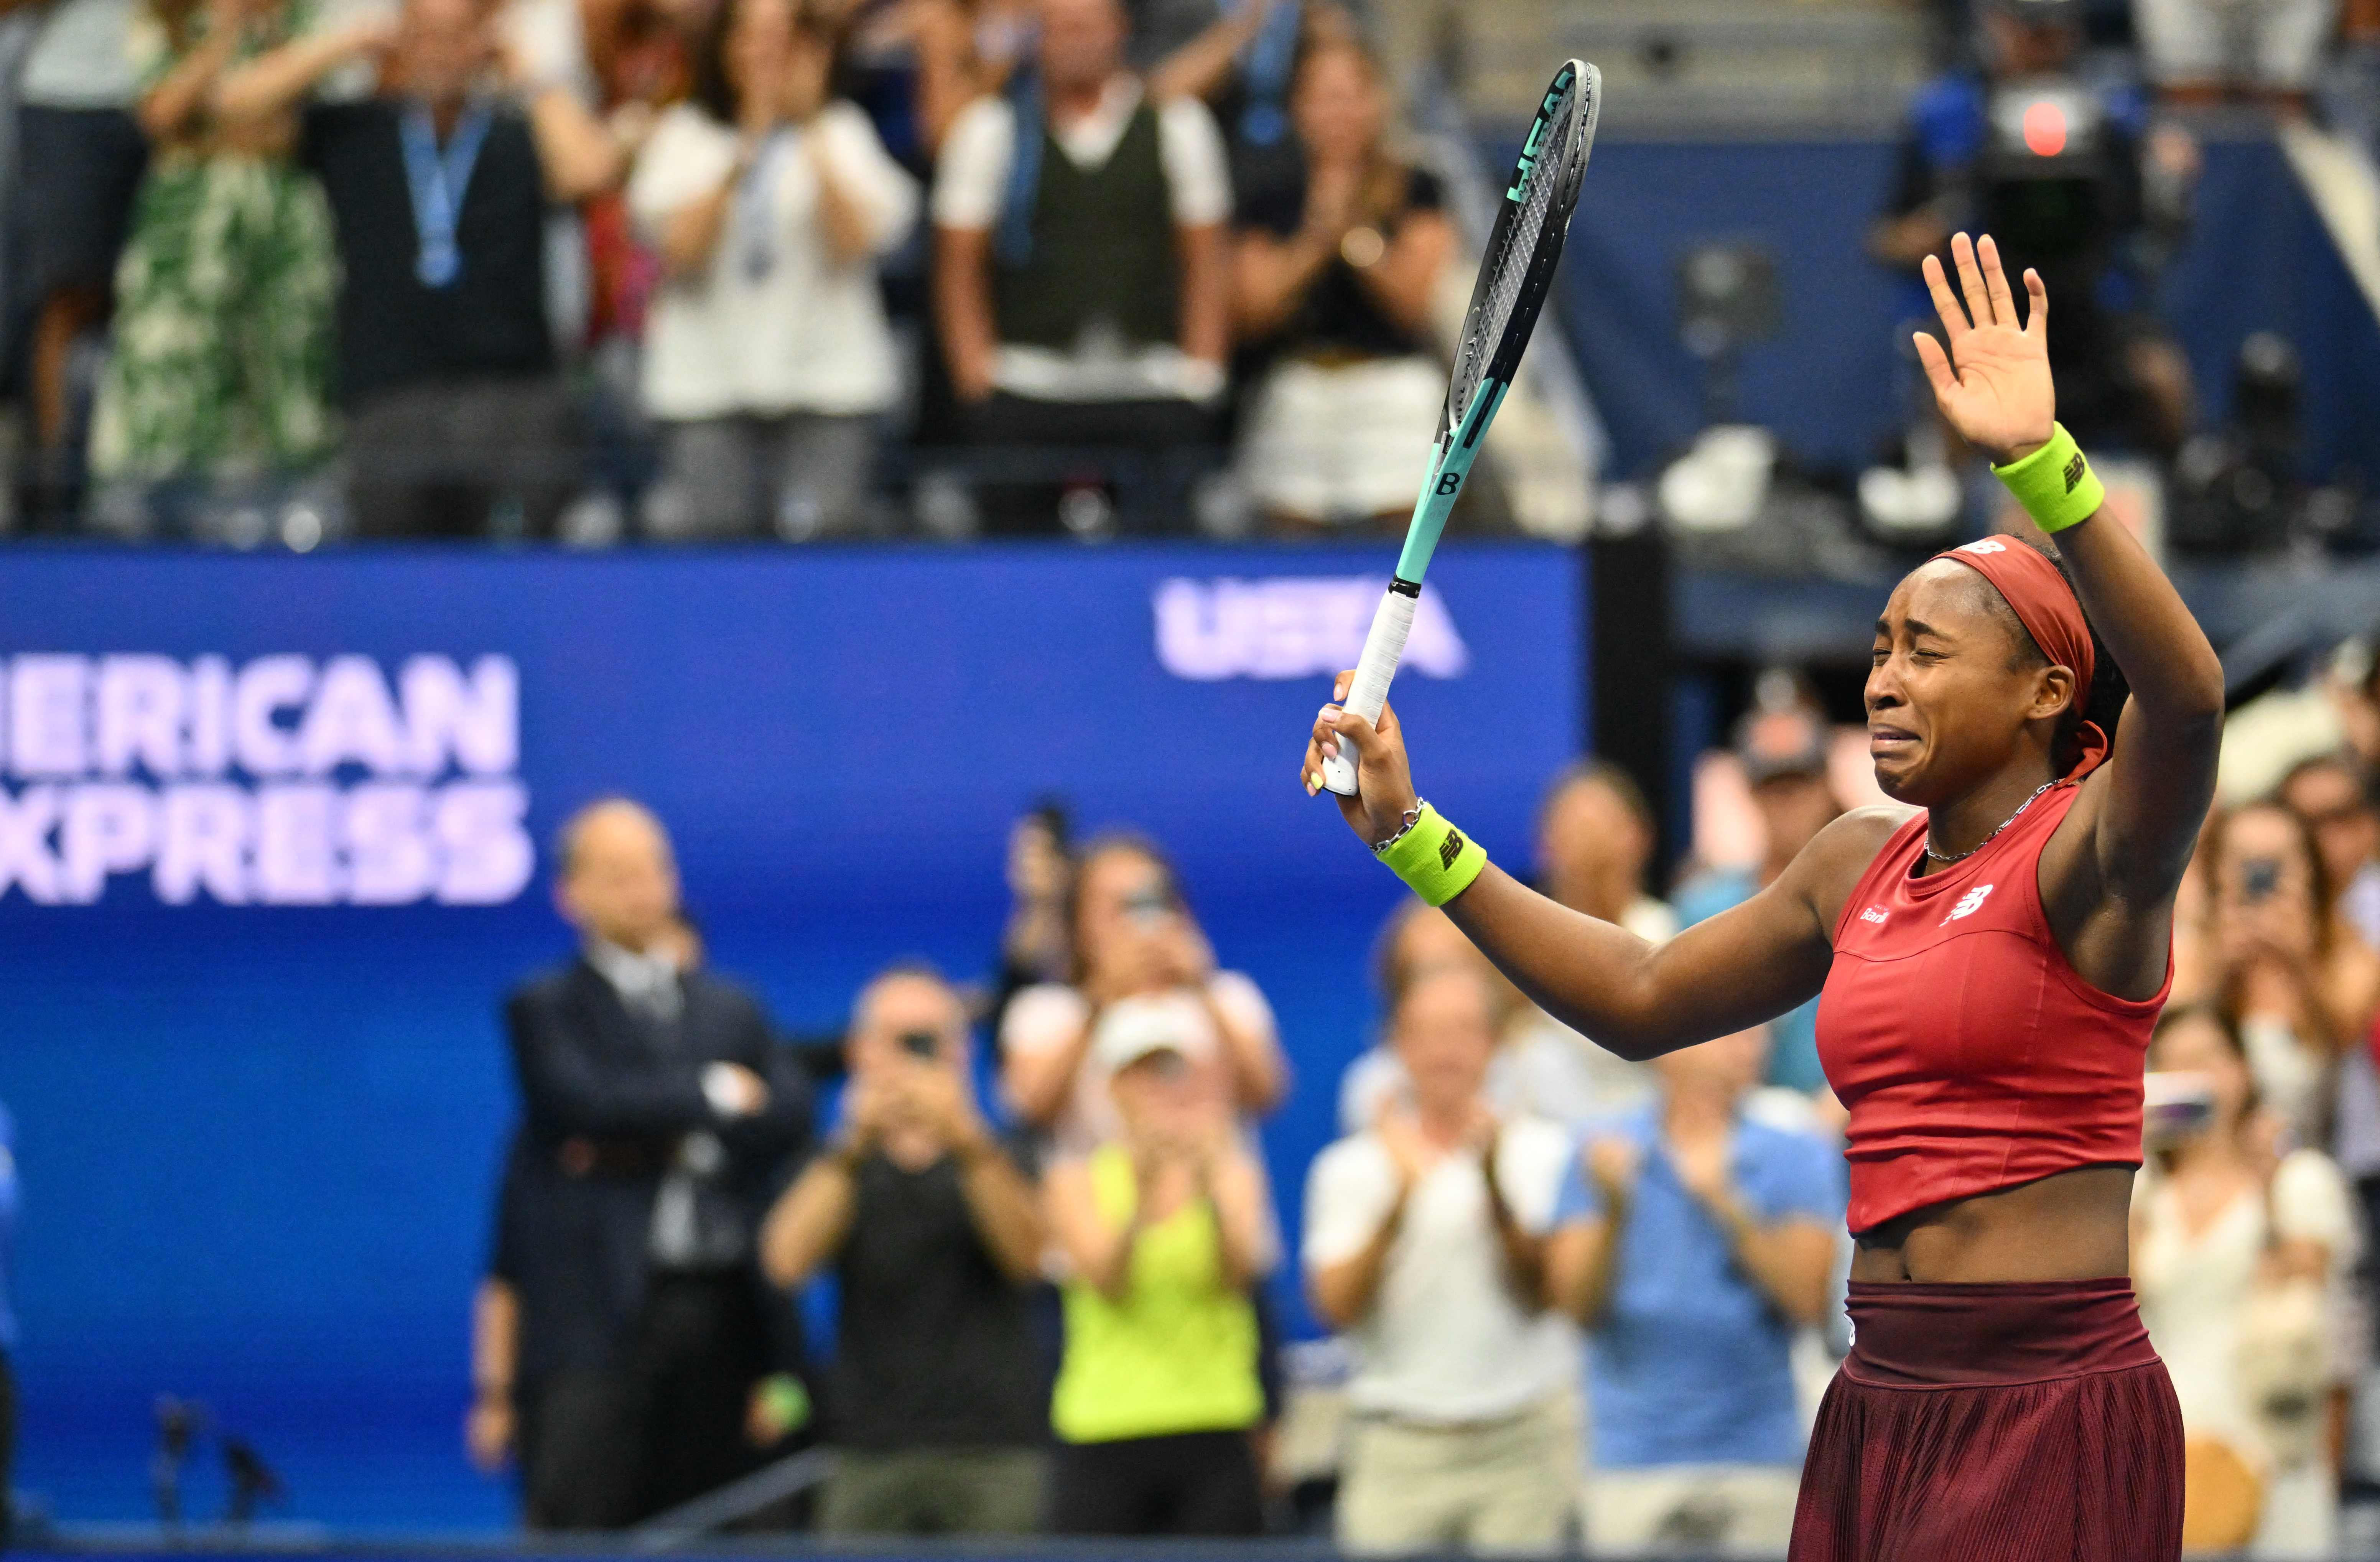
[[759, 965, 1050, 1535]]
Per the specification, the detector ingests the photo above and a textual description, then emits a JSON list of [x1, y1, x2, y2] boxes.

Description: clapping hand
[[1584, 1136, 1640, 1204], [204, 0, 279, 41], [899, 1052, 988, 1150], [1913, 233, 2057, 465], [464, 1394, 513, 1473], [838, 1072, 893, 1152], [1302, 159, 1361, 243], [1669, 1132, 1734, 1211], [1376, 1105, 1435, 1189]]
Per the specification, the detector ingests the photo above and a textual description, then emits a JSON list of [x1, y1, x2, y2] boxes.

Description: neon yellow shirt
[[1050, 1144, 1265, 1443]]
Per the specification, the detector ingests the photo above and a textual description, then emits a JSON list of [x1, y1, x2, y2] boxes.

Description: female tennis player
[[1302, 232, 2220, 1560]]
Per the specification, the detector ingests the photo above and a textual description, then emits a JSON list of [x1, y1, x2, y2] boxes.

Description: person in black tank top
[[1232, 40, 1453, 530]]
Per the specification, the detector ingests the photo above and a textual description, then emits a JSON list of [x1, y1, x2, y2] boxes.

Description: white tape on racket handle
[[1321, 588, 1418, 797]]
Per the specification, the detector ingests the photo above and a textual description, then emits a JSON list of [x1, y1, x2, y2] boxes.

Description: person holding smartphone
[[2195, 802, 2380, 1145], [1000, 834, 1287, 1158], [760, 965, 1051, 1535]]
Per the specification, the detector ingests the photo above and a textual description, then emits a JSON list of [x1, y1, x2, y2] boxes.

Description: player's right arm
[[1304, 683, 1897, 1061]]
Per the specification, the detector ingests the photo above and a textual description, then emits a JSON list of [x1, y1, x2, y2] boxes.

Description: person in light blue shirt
[[1671, 700, 1843, 1095], [1546, 1026, 1842, 1556]]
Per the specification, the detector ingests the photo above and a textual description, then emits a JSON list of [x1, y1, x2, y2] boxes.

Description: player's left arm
[[2054, 492, 2224, 901], [1914, 234, 2223, 950]]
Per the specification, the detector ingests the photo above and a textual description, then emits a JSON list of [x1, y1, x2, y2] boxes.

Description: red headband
[[1933, 537, 2108, 779]]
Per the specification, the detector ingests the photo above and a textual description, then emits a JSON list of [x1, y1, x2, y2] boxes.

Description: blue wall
[[1546, 131, 2380, 481], [0, 545, 1584, 1530]]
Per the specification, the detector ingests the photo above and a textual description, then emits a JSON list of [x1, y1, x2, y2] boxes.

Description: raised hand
[[1913, 233, 2057, 465]]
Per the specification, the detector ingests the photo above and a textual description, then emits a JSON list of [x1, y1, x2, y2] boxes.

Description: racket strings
[[1448, 81, 1578, 427]]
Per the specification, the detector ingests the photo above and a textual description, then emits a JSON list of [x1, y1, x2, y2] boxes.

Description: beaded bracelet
[[1374, 803, 1489, 908]]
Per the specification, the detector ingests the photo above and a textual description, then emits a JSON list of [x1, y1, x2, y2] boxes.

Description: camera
[[2143, 1070, 2218, 1149], [2240, 857, 2283, 904], [1121, 888, 1175, 928]]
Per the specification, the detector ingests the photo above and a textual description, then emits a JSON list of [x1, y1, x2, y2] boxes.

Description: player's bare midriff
[[1849, 1164, 2136, 1284]]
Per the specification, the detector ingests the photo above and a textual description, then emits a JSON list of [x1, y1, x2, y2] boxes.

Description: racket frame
[[1320, 59, 1599, 799]]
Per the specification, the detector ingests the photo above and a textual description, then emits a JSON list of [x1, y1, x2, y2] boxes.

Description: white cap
[[1090, 992, 1218, 1075]]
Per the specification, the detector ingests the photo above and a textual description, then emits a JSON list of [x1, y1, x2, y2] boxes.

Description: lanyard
[[995, 72, 1041, 266], [1237, 0, 1300, 147], [398, 102, 494, 289], [735, 126, 795, 281]]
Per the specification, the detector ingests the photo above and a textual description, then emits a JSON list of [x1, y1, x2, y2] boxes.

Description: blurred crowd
[[0, 0, 1470, 541], [458, 652, 2380, 1556], [0, 0, 2372, 546], [469, 755, 1854, 1553]]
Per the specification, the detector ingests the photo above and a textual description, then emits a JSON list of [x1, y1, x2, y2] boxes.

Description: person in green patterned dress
[[87, 0, 350, 527]]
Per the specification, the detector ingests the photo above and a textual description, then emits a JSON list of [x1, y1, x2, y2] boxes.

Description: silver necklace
[[1924, 780, 2057, 866]]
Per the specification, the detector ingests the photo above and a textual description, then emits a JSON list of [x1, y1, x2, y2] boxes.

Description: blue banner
[[0, 543, 1584, 1529]]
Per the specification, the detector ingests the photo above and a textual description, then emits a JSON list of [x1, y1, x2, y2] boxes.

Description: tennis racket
[[1320, 59, 1601, 798]]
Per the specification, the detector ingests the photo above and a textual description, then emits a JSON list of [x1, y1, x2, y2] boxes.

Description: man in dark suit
[[495, 797, 810, 1529]]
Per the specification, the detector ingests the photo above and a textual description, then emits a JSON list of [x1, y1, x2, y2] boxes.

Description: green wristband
[[1376, 805, 1488, 907], [1992, 422, 2104, 535], [755, 1373, 811, 1437]]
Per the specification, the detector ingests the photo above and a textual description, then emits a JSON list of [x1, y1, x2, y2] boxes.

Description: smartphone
[[1121, 887, 1175, 928], [1030, 796, 1071, 853], [2240, 857, 2283, 904], [2143, 1070, 2217, 1149], [897, 1029, 940, 1060]]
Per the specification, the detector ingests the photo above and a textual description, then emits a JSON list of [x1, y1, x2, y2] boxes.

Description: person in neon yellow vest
[[1042, 999, 1276, 1534]]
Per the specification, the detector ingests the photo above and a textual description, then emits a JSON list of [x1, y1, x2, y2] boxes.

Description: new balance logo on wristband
[[2062, 453, 2087, 494], [1439, 828, 1467, 869]]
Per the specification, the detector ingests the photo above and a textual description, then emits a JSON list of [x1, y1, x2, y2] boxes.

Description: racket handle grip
[[1321, 587, 1419, 798]]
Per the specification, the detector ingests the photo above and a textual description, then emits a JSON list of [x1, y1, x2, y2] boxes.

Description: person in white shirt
[[1305, 965, 1578, 1554], [627, 0, 915, 539], [2136, 1004, 2361, 1559], [929, 0, 1231, 534], [999, 833, 1286, 1156]]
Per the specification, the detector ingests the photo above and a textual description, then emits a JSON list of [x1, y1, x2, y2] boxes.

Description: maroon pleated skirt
[[1788, 1277, 2184, 1562]]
